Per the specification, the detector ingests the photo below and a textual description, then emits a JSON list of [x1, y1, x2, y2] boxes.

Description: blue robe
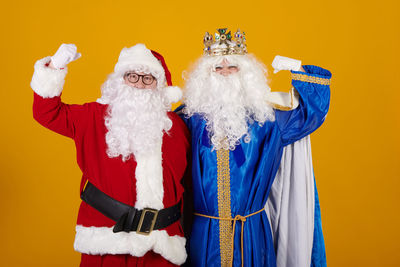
[[178, 65, 331, 267]]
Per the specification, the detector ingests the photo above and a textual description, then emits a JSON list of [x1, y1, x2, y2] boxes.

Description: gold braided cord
[[292, 73, 331, 85], [194, 208, 265, 267], [216, 149, 233, 266]]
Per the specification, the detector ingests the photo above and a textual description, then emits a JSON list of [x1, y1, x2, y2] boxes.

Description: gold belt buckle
[[136, 208, 159, 235]]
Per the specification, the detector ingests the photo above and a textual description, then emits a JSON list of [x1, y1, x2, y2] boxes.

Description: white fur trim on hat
[[114, 44, 165, 82], [164, 86, 182, 104], [30, 56, 68, 98], [74, 225, 187, 265]]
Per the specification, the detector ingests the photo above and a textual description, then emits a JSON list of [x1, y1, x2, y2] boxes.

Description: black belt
[[81, 181, 181, 235]]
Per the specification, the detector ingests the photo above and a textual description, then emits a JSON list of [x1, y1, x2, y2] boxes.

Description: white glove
[[50, 43, 81, 69], [272, 55, 302, 74]]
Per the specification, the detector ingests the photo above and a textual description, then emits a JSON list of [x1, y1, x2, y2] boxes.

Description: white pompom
[[164, 86, 183, 103]]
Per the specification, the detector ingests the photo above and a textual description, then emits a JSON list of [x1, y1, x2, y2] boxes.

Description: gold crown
[[203, 28, 247, 56]]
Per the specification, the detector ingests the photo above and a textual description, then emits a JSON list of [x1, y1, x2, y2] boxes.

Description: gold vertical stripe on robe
[[217, 149, 233, 266]]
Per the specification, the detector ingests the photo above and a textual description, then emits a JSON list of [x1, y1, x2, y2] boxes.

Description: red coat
[[31, 57, 190, 265]]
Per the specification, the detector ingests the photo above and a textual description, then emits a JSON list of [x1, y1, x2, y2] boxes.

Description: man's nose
[[135, 79, 145, 88], [220, 68, 230, 76]]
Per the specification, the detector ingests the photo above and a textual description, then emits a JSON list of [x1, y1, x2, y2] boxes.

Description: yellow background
[[1, 0, 399, 266]]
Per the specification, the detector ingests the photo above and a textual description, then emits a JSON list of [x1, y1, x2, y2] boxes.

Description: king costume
[[178, 29, 331, 267], [31, 44, 190, 266]]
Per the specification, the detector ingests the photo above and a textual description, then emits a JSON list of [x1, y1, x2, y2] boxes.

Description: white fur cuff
[[74, 225, 187, 265], [164, 86, 182, 104], [30, 56, 68, 98]]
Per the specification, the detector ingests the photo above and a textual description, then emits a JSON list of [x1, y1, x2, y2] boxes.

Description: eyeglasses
[[124, 72, 156, 85]]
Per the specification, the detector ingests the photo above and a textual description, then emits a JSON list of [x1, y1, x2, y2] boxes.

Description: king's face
[[214, 58, 239, 76]]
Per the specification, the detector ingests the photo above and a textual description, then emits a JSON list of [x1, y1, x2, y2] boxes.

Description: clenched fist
[[272, 55, 302, 74], [50, 43, 81, 69]]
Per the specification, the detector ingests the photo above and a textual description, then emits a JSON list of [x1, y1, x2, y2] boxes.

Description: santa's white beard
[[104, 83, 172, 161], [183, 55, 275, 150]]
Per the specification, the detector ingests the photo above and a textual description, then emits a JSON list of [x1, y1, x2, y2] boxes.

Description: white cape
[[265, 89, 316, 267]]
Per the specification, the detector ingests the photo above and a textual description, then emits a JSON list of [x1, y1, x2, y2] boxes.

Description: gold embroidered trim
[[292, 73, 330, 85], [216, 149, 233, 267]]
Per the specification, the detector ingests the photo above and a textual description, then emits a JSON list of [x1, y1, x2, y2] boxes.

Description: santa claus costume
[[31, 44, 190, 266]]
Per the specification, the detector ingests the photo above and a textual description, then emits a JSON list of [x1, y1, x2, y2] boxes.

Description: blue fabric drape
[[311, 179, 327, 267]]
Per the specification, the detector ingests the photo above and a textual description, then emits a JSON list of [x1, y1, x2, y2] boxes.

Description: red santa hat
[[113, 44, 181, 103], [114, 44, 164, 81], [150, 49, 172, 86]]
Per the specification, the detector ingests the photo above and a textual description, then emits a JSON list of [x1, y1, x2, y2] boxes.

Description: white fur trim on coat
[[30, 56, 68, 98], [74, 225, 187, 265], [164, 86, 182, 104], [134, 142, 164, 210]]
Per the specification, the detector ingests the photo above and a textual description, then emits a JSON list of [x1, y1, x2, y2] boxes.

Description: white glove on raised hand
[[272, 55, 302, 74], [50, 43, 81, 69]]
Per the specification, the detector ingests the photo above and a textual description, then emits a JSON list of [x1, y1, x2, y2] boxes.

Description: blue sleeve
[[275, 65, 331, 146]]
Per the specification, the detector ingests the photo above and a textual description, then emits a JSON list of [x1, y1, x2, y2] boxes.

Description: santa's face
[[123, 71, 158, 89]]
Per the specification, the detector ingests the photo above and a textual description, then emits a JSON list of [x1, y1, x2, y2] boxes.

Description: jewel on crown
[[203, 28, 247, 56]]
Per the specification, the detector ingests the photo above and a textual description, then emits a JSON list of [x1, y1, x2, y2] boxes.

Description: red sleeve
[[167, 112, 193, 236], [33, 92, 89, 139]]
